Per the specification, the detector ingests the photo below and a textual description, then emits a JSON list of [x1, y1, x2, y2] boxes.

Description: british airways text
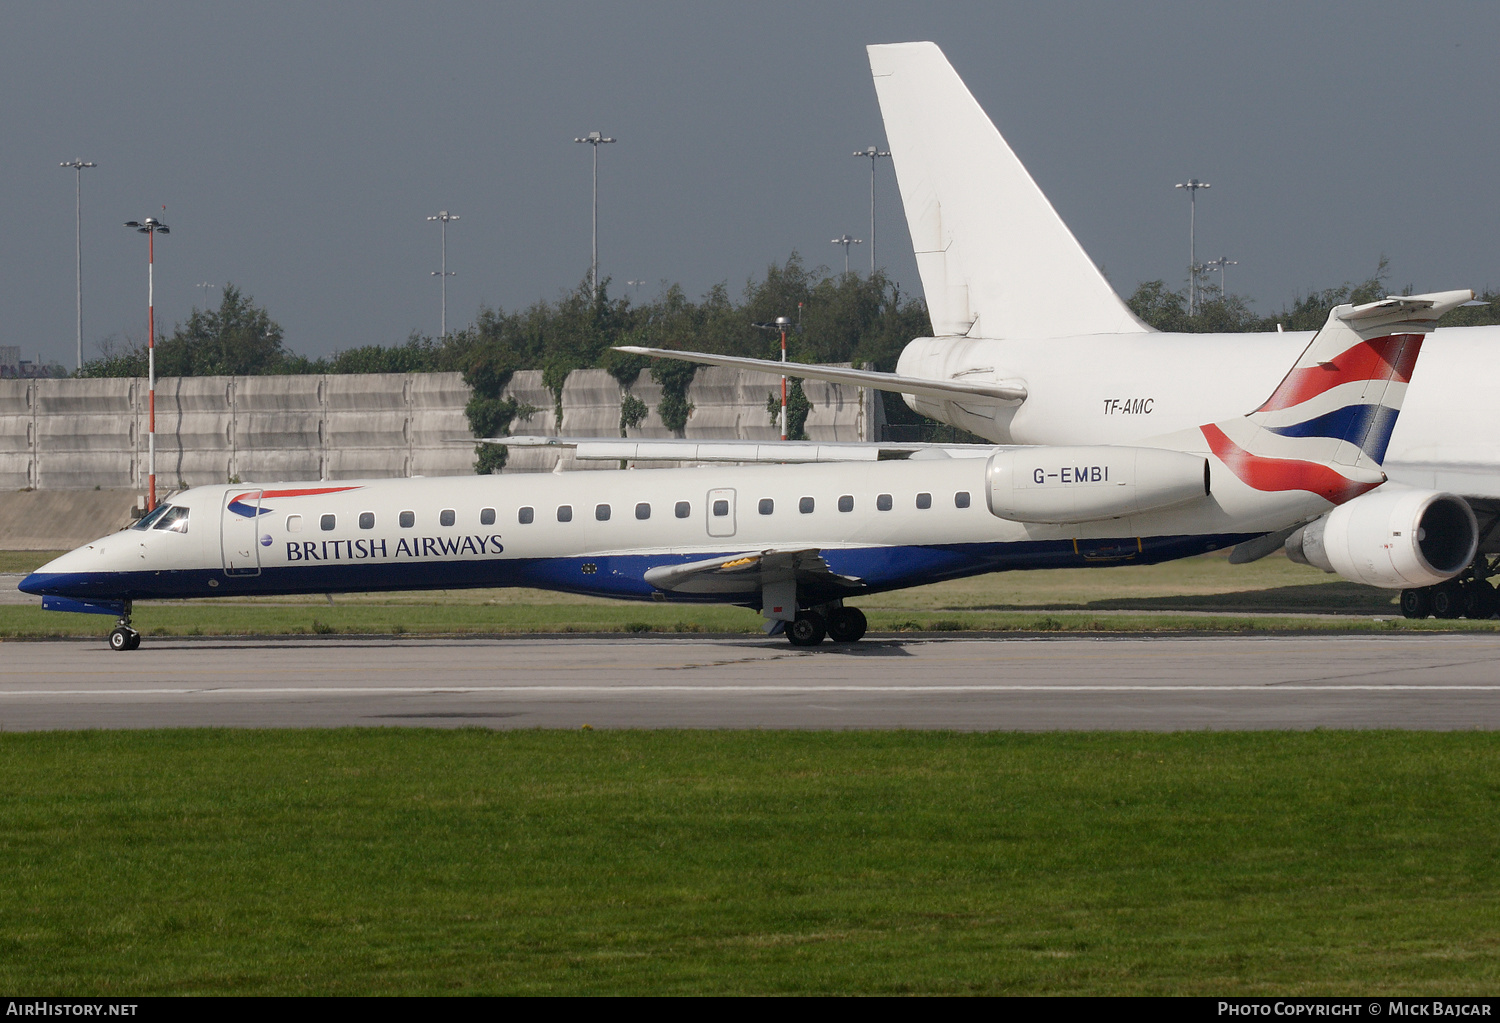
[[285, 535, 505, 561]]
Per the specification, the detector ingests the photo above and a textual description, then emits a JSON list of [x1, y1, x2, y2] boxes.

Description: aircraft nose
[[18, 572, 46, 595]]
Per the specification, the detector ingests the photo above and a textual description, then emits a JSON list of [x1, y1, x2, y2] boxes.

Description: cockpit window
[[153, 506, 190, 533], [132, 504, 172, 530]]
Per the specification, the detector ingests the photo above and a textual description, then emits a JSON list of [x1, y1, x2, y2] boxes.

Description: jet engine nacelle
[[986, 446, 1209, 524], [1284, 489, 1478, 589]]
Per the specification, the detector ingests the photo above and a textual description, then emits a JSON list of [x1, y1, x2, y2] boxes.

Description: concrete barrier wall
[[0, 367, 875, 489]]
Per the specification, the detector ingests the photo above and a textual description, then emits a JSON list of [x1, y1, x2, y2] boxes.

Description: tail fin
[[867, 41, 1146, 339], [1200, 290, 1472, 505]]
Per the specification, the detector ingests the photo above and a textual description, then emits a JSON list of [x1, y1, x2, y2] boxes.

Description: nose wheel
[[109, 606, 141, 651]]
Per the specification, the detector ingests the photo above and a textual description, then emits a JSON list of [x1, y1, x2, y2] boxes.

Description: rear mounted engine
[[1285, 489, 1478, 589], [986, 446, 1209, 524]]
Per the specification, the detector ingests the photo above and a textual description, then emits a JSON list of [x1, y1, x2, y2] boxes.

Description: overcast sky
[[5, 1, 1497, 367]]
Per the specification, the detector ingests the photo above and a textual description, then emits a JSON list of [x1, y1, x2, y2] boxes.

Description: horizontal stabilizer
[[488, 435, 999, 463], [644, 548, 864, 596], [613, 346, 1027, 403]]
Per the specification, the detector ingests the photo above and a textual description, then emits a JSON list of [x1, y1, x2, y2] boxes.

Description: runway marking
[[1, 684, 1499, 697]]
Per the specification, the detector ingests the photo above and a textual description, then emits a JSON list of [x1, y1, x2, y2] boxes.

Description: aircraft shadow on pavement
[[960, 582, 1402, 615]]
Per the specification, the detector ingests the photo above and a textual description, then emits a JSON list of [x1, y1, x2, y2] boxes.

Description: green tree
[[156, 284, 287, 375]]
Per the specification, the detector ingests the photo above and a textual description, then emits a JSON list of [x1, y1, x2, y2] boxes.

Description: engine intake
[[1285, 489, 1478, 589], [986, 446, 1209, 524]]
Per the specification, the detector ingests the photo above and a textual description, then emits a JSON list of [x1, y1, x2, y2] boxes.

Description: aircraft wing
[[486, 435, 1000, 463], [643, 548, 864, 596], [612, 345, 1028, 404]]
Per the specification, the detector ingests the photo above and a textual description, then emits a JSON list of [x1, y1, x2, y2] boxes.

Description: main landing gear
[[109, 603, 141, 652], [785, 606, 868, 647], [1400, 557, 1498, 620]]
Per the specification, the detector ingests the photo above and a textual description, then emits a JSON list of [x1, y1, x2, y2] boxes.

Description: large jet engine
[[986, 446, 1209, 524], [1284, 488, 1478, 589]]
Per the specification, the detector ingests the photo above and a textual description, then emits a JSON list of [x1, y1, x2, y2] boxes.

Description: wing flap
[[644, 548, 864, 595]]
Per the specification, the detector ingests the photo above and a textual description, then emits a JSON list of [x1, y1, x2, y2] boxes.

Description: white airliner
[[605, 42, 1500, 621], [19, 289, 1473, 650]]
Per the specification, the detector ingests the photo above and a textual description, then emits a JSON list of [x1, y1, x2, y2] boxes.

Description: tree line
[[81, 258, 1499, 470]]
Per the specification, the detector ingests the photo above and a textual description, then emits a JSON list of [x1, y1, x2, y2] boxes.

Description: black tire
[[109, 627, 131, 652], [786, 611, 827, 647], [1400, 588, 1432, 619], [1464, 581, 1497, 620], [1431, 584, 1463, 620], [125, 632, 142, 650], [827, 607, 868, 643]]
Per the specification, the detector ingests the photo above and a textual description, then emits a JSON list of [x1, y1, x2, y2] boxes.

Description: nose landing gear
[[109, 604, 140, 651]]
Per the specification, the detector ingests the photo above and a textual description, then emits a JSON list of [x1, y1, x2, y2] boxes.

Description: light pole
[[753, 316, 796, 440], [854, 146, 890, 274], [124, 216, 169, 511], [426, 210, 459, 337], [1174, 178, 1210, 316], [831, 234, 863, 276], [60, 159, 96, 372], [1202, 256, 1237, 295], [573, 131, 616, 296], [195, 281, 217, 308]]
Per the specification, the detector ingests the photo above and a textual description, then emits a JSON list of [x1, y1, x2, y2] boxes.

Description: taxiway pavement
[[0, 634, 1497, 730]]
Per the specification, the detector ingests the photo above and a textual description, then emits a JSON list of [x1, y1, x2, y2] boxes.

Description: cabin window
[[712, 500, 729, 517], [286, 514, 303, 533], [480, 507, 496, 526], [399, 510, 415, 528], [955, 491, 972, 509], [799, 496, 814, 514], [758, 498, 774, 515], [518, 506, 535, 525], [358, 512, 375, 530], [153, 506, 190, 533], [596, 504, 611, 521], [916, 493, 932, 510], [636, 503, 651, 520], [876, 494, 893, 511], [320, 514, 336, 532], [675, 501, 690, 519], [838, 495, 854, 513], [557, 505, 573, 523], [440, 509, 456, 527]]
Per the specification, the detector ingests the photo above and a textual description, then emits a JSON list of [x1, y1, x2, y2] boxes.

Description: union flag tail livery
[[1198, 290, 1473, 514]]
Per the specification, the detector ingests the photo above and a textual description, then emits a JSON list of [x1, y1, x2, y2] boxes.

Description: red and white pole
[[779, 322, 788, 442], [147, 228, 156, 511]]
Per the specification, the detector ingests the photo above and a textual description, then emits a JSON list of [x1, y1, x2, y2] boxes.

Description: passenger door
[[221, 489, 264, 576], [706, 488, 736, 538]]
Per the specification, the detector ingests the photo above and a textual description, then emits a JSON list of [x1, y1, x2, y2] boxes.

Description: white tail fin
[[868, 41, 1146, 339]]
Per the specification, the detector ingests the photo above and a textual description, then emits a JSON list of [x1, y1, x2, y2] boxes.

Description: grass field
[[5, 549, 1498, 639], [1, 729, 1497, 995]]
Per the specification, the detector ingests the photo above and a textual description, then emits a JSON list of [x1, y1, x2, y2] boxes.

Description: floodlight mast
[[1203, 256, 1237, 294], [573, 131, 616, 296], [123, 216, 169, 511], [831, 234, 863, 276], [753, 316, 796, 440], [426, 211, 459, 336], [854, 147, 890, 273], [1174, 178, 1210, 316], [60, 160, 96, 372]]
